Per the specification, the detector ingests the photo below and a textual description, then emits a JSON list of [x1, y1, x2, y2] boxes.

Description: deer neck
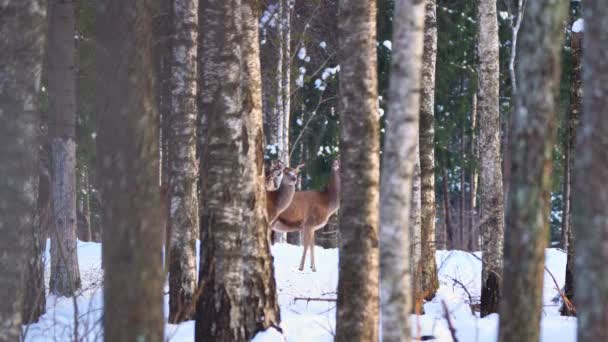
[[276, 178, 296, 212], [327, 167, 340, 213]]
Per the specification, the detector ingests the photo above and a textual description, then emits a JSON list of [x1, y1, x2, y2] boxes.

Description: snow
[[382, 40, 392, 50], [297, 47, 307, 60], [319, 41, 327, 49], [23, 240, 575, 341], [253, 328, 287, 342], [572, 18, 584, 33]]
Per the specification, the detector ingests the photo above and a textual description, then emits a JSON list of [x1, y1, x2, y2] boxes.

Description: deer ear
[[296, 163, 305, 172]]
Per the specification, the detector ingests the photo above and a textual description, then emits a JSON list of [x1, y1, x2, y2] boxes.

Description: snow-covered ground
[[23, 241, 576, 341]]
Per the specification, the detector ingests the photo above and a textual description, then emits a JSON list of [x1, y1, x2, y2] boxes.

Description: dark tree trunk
[[442, 165, 453, 250], [0, 1, 46, 338], [460, 125, 466, 251], [574, 3, 608, 340], [96, 2, 165, 341], [498, 1, 568, 341], [469, 94, 479, 251], [195, 1, 281, 340], [167, 0, 199, 323], [560, 24, 582, 318], [335, 0, 380, 340], [76, 165, 92, 242], [48, 0, 81, 297], [22, 138, 50, 324]]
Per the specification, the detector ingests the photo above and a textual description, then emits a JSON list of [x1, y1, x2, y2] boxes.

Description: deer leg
[[298, 230, 309, 271], [308, 230, 317, 272]]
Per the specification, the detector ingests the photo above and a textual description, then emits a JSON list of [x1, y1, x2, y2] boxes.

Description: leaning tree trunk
[[167, 0, 199, 324], [498, 1, 568, 341], [560, 22, 582, 318], [476, 0, 504, 317], [419, 0, 440, 299], [48, 0, 81, 297], [96, 2, 165, 341], [575, 3, 608, 340], [195, 1, 281, 340], [0, 2, 46, 338], [335, 0, 381, 341], [379, 0, 425, 339]]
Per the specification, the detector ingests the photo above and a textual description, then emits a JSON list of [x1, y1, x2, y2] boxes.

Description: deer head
[[281, 163, 304, 186], [265, 160, 285, 191]]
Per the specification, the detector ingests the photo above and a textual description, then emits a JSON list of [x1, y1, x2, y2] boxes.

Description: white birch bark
[[476, 0, 504, 317], [379, 0, 425, 340]]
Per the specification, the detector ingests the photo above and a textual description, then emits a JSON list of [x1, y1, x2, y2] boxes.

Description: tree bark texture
[[560, 27, 582, 318], [0, 2, 46, 339], [22, 141, 50, 324], [476, 0, 504, 317], [96, 2, 165, 341], [195, 1, 281, 340], [410, 148, 423, 305], [167, 0, 199, 323], [48, 0, 81, 297], [419, 0, 439, 299], [379, 1, 425, 339], [335, 1, 381, 341], [575, 3, 608, 340], [498, 1, 568, 341]]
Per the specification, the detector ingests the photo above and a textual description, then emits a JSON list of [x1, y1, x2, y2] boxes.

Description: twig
[[293, 297, 337, 303], [544, 265, 576, 315], [448, 277, 476, 315]]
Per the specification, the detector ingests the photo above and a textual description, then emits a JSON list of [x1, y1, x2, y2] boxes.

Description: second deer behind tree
[[272, 159, 340, 271]]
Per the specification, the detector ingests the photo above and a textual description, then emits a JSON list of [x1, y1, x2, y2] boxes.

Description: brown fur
[[272, 160, 340, 271]]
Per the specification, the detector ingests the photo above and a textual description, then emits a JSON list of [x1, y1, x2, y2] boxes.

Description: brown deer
[[265, 160, 285, 191], [272, 159, 340, 271], [266, 163, 303, 224]]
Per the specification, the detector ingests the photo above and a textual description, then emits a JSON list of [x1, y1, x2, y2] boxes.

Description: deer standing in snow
[[266, 163, 303, 224], [272, 159, 340, 271]]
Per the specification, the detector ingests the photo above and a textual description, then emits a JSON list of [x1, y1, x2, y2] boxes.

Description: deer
[[265, 159, 285, 191], [266, 163, 303, 225], [272, 159, 340, 272]]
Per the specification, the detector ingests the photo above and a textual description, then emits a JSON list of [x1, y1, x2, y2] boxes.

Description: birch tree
[[167, 0, 199, 323], [0, 1, 46, 339], [335, 0, 381, 340], [411, 153, 423, 307], [575, 3, 608, 340], [48, 0, 81, 296], [419, 0, 439, 299], [476, 0, 504, 317], [380, 0, 425, 339], [195, 0, 280, 339], [96, 2, 165, 340], [498, 1, 568, 341]]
